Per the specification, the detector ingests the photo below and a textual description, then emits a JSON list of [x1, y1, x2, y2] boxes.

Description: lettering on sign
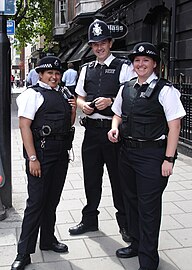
[[107, 22, 128, 39]]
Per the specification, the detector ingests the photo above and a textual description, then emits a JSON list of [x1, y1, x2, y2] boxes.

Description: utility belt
[[79, 117, 112, 128], [32, 125, 75, 149], [122, 138, 167, 149]]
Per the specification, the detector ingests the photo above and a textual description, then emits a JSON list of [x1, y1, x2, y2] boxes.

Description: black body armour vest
[[31, 85, 71, 136], [84, 58, 126, 116], [120, 79, 169, 140]]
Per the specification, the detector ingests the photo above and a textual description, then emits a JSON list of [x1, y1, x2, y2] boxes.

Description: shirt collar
[[38, 81, 60, 91], [135, 72, 158, 86], [94, 54, 115, 67]]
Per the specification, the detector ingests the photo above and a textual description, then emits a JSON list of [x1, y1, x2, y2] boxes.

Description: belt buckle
[[128, 139, 140, 148], [95, 119, 103, 128]]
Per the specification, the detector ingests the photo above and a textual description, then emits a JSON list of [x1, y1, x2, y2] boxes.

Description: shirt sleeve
[[16, 88, 44, 120], [111, 86, 124, 117], [159, 85, 186, 122], [119, 63, 137, 83], [75, 66, 87, 97]]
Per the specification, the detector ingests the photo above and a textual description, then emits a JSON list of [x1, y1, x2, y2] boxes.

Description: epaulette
[[120, 78, 136, 88], [157, 78, 172, 87], [116, 57, 132, 66], [81, 61, 95, 69]]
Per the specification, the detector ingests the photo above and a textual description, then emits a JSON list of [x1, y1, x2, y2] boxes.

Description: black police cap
[[128, 42, 160, 63], [35, 56, 63, 73]]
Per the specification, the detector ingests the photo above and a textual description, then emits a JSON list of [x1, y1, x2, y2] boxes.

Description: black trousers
[[18, 140, 69, 254], [119, 144, 168, 270], [81, 125, 127, 229]]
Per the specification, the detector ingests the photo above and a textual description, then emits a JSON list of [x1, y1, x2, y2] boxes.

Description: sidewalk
[[0, 91, 191, 270]]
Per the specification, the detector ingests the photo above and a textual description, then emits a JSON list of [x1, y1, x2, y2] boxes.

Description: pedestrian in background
[[62, 62, 78, 96], [15, 74, 20, 88], [11, 74, 15, 88], [26, 67, 39, 86], [108, 42, 186, 270], [11, 56, 76, 270], [69, 19, 136, 242]]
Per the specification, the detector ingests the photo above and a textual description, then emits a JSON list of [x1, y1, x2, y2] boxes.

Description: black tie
[[134, 83, 141, 90], [135, 83, 149, 92]]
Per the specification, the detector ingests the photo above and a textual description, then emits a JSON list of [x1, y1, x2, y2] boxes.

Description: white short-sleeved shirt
[[26, 68, 39, 85], [62, 68, 78, 86], [17, 81, 60, 120], [112, 73, 186, 122], [75, 54, 137, 119]]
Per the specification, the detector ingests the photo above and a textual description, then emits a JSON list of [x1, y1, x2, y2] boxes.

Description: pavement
[[0, 87, 192, 270]]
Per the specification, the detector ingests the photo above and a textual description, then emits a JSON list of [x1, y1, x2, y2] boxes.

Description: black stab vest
[[84, 58, 125, 116], [120, 79, 168, 140], [31, 85, 71, 136]]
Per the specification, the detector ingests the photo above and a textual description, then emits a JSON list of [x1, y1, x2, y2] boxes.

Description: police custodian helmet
[[88, 19, 112, 44], [35, 56, 63, 73], [128, 42, 160, 63]]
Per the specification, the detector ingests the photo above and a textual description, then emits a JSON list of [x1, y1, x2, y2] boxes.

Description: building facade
[[53, 0, 192, 79]]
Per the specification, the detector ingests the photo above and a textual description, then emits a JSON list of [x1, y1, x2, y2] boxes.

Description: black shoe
[[116, 246, 138, 258], [119, 228, 133, 243], [40, 242, 68, 253], [11, 254, 31, 270], [69, 222, 98, 235]]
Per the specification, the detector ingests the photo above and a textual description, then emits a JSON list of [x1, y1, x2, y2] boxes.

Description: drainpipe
[[169, 0, 176, 78]]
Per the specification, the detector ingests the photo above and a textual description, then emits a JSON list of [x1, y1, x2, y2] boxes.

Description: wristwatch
[[164, 156, 174, 163], [29, 155, 37, 162]]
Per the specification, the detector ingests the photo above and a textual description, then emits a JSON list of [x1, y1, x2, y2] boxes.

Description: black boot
[[11, 254, 31, 270]]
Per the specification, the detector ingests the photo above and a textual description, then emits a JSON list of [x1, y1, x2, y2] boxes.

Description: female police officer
[[11, 56, 76, 270], [108, 42, 186, 270]]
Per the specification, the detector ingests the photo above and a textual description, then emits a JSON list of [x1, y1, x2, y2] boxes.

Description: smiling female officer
[[11, 56, 76, 270], [108, 42, 186, 270]]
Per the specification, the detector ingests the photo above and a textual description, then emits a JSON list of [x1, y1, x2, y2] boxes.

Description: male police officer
[[68, 19, 136, 241]]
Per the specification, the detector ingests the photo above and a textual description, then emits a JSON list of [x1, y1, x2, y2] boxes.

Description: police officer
[[108, 42, 186, 270], [68, 19, 136, 241], [11, 56, 76, 270]]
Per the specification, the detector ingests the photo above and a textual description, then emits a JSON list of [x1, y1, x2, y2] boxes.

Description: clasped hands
[[82, 97, 112, 115]]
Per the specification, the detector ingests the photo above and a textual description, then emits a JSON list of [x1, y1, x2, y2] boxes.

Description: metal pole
[[0, 15, 12, 209]]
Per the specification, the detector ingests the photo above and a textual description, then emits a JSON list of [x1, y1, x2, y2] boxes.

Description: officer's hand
[[29, 160, 41, 178], [82, 102, 95, 115], [108, 128, 119, 143], [68, 97, 77, 111], [162, 160, 173, 177], [95, 97, 112, 110]]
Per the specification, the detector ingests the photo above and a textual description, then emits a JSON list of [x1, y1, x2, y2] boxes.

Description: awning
[[60, 41, 81, 63], [67, 42, 91, 63]]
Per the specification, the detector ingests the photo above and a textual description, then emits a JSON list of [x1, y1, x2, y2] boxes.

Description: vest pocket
[[132, 116, 158, 140], [44, 114, 68, 134]]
